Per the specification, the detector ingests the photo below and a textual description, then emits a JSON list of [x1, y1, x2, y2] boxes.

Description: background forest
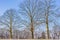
[[0, 0, 60, 39]]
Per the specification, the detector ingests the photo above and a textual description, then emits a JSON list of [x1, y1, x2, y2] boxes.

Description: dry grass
[[0, 39, 60, 40]]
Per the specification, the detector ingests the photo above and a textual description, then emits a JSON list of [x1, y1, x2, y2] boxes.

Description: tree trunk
[[9, 15, 13, 39], [31, 25, 34, 39], [46, 22, 49, 39], [30, 17, 34, 39], [46, 12, 49, 39], [10, 26, 12, 39]]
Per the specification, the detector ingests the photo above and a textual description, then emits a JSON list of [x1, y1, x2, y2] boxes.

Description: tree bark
[[9, 15, 13, 39], [31, 24, 34, 39], [46, 11, 50, 39], [30, 17, 34, 39]]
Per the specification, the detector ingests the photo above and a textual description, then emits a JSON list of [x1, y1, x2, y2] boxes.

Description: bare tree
[[52, 22, 60, 39], [0, 9, 21, 39], [42, 0, 56, 39], [41, 31, 46, 39], [19, 0, 45, 39]]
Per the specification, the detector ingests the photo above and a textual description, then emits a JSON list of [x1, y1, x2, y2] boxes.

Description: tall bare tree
[[0, 9, 21, 39], [19, 0, 45, 39], [42, 0, 56, 39]]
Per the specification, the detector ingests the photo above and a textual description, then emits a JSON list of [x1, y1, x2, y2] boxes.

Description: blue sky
[[0, 0, 60, 16], [0, 0, 23, 16]]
